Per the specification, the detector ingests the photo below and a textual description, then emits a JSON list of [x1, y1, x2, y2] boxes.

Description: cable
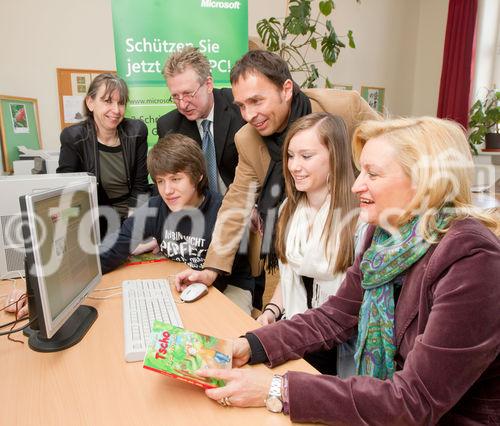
[[0, 318, 20, 329], [0, 316, 37, 336], [87, 292, 122, 300], [92, 285, 121, 292]]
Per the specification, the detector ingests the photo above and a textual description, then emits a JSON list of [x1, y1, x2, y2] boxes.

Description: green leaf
[[257, 18, 281, 52], [310, 38, 317, 49], [311, 64, 319, 80], [347, 30, 356, 48], [468, 89, 500, 135], [320, 21, 341, 66], [325, 77, 333, 88], [319, 0, 334, 16], [303, 64, 320, 88], [321, 32, 340, 66], [285, 0, 312, 35]]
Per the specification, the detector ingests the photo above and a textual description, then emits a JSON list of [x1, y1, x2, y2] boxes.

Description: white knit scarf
[[279, 196, 346, 319]]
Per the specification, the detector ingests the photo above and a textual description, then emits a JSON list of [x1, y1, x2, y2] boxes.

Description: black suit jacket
[[156, 88, 245, 188]]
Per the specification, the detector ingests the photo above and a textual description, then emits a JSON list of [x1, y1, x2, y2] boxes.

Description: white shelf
[[478, 150, 500, 156]]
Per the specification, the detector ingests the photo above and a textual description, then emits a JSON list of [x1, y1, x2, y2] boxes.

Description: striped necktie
[[201, 119, 218, 192]]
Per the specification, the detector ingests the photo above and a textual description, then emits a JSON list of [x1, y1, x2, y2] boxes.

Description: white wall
[[249, 0, 447, 118], [0, 0, 448, 150], [0, 0, 116, 150], [411, 0, 448, 116]]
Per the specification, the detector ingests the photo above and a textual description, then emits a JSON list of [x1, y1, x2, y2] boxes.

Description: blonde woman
[[200, 117, 499, 425]]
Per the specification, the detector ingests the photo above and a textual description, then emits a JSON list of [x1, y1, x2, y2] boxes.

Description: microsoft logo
[[201, 0, 241, 9]]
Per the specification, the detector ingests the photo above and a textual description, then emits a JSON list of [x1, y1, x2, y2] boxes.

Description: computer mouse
[[180, 283, 208, 303]]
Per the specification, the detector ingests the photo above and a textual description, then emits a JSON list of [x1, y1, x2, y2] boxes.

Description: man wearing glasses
[[156, 46, 245, 195], [156, 46, 254, 313]]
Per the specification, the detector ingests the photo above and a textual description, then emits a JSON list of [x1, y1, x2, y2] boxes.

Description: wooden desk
[[0, 261, 316, 426]]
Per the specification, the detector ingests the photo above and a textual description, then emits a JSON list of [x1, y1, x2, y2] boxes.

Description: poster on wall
[[9, 103, 30, 134], [70, 73, 92, 96], [0, 95, 42, 173], [361, 86, 385, 113], [111, 0, 249, 146], [57, 68, 116, 130]]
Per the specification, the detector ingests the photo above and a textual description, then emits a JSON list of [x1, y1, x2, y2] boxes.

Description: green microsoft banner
[[111, 0, 248, 145]]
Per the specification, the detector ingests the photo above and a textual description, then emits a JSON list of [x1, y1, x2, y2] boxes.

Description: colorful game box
[[126, 252, 167, 266], [143, 321, 233, 389]]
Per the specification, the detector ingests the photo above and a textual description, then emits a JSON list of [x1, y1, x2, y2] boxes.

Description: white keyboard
[[122, 279, 183, 362]]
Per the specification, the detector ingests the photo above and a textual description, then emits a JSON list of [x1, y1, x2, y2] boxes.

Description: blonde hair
[[275, 113, 358, 273], [162, 47, 211, 83], [352, 116, 499, 238]]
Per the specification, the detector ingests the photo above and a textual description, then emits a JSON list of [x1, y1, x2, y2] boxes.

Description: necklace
[[99, 133, 120, 147]]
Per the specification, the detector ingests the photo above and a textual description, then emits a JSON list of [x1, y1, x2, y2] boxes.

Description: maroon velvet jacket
[[252, 219, 500, 425]]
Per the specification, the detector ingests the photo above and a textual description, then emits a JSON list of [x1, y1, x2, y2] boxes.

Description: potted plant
[[468, 89, 500, 154], [256, 0, 359, 88]]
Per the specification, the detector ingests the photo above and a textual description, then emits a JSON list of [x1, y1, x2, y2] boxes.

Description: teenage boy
[[99, 134, 254, 314]]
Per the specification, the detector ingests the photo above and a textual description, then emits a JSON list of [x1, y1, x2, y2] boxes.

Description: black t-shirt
[[99, 189, 253, 293]]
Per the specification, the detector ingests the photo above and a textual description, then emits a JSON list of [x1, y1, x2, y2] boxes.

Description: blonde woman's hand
[[199, 367, 273, 408]]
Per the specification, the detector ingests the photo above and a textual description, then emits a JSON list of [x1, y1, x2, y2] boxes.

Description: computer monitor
[[20, 180, 102, 352], [0, 173, 95, 279]]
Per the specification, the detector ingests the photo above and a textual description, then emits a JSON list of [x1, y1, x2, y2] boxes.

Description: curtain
[[437, 0, 478, 128]]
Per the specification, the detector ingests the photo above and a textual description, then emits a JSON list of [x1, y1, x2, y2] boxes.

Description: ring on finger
[[218, 396, 231, 407]]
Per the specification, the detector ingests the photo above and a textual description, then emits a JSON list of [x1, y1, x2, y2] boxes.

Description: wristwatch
[[265, 374, 284, 413]]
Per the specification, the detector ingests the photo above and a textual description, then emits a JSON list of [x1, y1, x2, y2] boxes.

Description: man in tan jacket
[[175, 50, 379, 294]]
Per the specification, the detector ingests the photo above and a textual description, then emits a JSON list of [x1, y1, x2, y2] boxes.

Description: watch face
[[266, 395, 283, 413]]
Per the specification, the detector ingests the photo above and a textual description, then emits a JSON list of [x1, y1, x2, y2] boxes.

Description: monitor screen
[[0, 172, 96, 279], [20, 180, 101, 350]]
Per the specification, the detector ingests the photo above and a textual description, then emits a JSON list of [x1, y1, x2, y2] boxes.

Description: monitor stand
[[23, 305, 97, 353]]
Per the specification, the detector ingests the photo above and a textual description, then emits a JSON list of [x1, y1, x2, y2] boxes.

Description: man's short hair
[[162, 47, 211, 83], [230, 50, 292, 89], [147, 133, 208, 195]]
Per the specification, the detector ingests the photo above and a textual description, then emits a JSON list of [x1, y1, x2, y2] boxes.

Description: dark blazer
[[100, 189, 254, 293], [57, 118, 150, 209], [156, 88, 245, 188]]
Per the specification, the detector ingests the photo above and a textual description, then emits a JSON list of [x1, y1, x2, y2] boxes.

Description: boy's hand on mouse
[[174, 269, 218, 292]]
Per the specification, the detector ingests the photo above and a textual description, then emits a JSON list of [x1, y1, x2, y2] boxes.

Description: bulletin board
[[57, 68, 115, 130], [0, 95, 42, 173]]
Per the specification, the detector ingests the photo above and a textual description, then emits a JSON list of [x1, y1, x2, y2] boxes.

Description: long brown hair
[[275, 113, 358, 273]]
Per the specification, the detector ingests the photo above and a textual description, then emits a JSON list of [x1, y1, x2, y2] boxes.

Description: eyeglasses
[[171, 82, 204, 103]]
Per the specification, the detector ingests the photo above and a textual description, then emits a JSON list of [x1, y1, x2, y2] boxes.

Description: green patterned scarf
[[354, 214, 449, 379]]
